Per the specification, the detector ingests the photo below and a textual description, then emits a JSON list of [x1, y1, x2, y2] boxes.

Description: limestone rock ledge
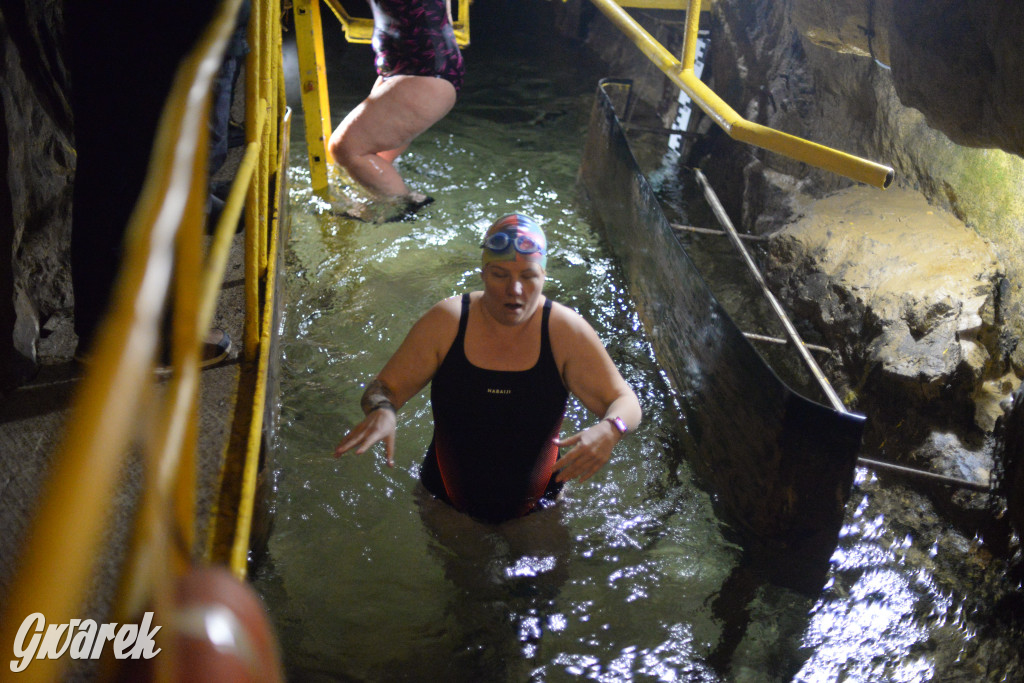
[[765, 186, 1020, 464], [700, 0, 1024, 383]]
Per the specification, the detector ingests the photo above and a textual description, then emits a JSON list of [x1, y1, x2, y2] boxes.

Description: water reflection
[[416, 486, 571, 679]]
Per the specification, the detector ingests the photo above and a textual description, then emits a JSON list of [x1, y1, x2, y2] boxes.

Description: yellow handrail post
[[229, 108, 290, 580], [244, 2, 263, 362], [270, 3, 283, 189], [681, 0, 701, 70], [168, 83, 210, 560], [260, 0, 273, 275], [323, 0, 471, 47], [452, 0, 472, 47], [294, 0, 332, 193]]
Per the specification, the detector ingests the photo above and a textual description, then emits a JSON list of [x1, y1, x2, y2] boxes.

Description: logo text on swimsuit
[[9, 612, 162, 673]]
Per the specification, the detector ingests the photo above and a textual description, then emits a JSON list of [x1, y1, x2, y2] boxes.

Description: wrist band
[[605, 416, 627, 435], [367, 399, 395, 414]]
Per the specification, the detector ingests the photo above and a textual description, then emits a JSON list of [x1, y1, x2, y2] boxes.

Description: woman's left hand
[[552, 420, 622, 483]]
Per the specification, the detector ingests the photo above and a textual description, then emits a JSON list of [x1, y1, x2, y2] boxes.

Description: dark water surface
[[254, 4, 1023, 681]]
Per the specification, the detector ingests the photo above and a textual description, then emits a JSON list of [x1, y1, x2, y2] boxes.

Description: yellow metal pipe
[[294, 0, 332, 192], [229, 108, 291, 579], [245, 191, 259, 359], [269, 15, 282, 184], [452, 0, 471, 47], [245, 4, 262, 362], [161, 358, 202, 575], [108, 0, 255, 634], [259, 0, 273, 275], [278, 43, 288, 125], [167, 64, 209, 568], [588, 0, 894, 188], [259, 92, 270, 288], [324, 0, 472, 46], [230, 253, 274, 579], [322, 0, 374, 43], [680, 0, 701, 69], [202, 141, 262, 333], [115, 0, 275, 641], [255, 0, 265, 276], [617, 0, 713, 8]]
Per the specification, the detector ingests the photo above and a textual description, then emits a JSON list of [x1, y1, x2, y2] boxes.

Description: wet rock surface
[[764, 186, 1019, 480]]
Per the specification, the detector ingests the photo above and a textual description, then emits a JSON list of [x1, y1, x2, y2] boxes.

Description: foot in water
[[334, 193, 434, 223]]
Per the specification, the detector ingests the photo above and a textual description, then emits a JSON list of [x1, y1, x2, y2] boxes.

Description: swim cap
[[480, 213, 547, 270]]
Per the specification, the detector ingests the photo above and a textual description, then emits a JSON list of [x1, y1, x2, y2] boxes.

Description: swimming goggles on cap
[[481, 231, 545, 255]]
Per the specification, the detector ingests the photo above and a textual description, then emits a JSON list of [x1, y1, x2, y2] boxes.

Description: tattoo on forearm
[[361, 378, 397, 415]]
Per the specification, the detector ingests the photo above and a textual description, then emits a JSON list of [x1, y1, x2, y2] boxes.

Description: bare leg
[[328, 75, 457, 198]]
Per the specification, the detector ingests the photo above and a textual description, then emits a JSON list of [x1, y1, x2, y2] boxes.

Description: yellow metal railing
[[590, 0, 894, 188], [295, 0, 335, 193], [0, 0, 288, 678]]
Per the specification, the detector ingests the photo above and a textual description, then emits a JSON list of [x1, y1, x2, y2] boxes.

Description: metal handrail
[[588, 0, 895, 189], [694, 164, 992, 493], [0, 0, 286, 679], [693, 168, 848, 412], [615, 0, 712, 9], [295, 0, 334, 192]]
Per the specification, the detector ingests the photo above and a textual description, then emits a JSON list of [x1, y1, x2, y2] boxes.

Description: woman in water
[[334, 214, 643, 523]]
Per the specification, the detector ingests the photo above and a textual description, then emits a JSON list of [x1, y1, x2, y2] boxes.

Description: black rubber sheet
[[579, 79, 866, 590]]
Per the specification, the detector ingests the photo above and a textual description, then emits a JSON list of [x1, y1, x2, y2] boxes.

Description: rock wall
[[697, 0, 1024, 475], [792, 0, 1024, 158], [765, 187, 1010, 447], [787, 0, 1024, 377], [0, 1, 73, 390]]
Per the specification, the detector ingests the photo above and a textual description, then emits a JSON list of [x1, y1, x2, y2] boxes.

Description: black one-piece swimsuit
[[421, 294, 569, 523]]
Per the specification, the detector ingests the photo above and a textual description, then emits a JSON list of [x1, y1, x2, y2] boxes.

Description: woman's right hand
[[333, 408, 398, 466]]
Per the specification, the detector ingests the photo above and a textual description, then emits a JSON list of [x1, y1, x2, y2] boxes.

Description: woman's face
[[480, 260, 546, 326]]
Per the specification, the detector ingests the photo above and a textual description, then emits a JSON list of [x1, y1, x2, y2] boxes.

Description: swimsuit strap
[[540, 298, 553, 351], [456, 292, 471, 341]]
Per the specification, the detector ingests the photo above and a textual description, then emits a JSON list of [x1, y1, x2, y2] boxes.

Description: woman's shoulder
[[424, 293, 467, 322], [547, 300, 598, 339], [547, 299, 583, 324], [405, 295, 466, 355]]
